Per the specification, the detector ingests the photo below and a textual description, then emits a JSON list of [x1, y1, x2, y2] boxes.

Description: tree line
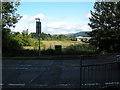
[[30, 32, 71, 41], [11, 29, 74, 47]]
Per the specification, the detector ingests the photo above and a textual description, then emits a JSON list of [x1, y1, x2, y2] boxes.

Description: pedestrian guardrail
[[80, 55, 120, 89]]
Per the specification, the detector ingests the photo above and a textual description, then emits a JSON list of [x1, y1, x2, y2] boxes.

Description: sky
[[12, 2, 94, 34]]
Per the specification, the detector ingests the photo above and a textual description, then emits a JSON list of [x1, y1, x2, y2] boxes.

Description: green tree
[[2, 2, 21, 28], [29, 32, 38, 39], [22, 29, 31, 46], [57, 34, 69, 41], [88, 2, 120, 53], [2, 1, 22, 53], [12, 32, 24, 46]]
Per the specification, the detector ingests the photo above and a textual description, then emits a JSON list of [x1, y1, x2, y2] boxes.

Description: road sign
[[36, 22, 41, 34]]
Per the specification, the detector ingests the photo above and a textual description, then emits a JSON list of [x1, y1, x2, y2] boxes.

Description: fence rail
[[80, 56, 120, 89]]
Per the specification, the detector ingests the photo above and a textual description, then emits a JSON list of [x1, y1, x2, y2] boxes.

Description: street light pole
[[35, 18, 41, 56]]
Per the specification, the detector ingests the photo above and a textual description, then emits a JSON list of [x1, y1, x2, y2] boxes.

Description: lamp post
[[35, 18, 41, 56]]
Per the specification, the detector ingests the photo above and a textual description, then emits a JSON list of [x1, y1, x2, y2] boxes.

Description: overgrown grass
[[3, 41, 97, 57], [23, 41, 85, 50], [39, 43, 97, 55], [62, 44, 96, 55]]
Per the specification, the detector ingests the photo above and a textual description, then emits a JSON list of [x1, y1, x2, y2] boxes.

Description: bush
[[41, 48, 54, 55]]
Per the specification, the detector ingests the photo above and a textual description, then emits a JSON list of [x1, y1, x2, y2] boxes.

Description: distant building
[[72, 36, 91, 42]]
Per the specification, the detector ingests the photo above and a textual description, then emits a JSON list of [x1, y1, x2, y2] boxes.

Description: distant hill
[[66, 31, 91, 37]]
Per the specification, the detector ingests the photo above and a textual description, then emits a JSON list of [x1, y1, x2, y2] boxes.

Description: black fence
[[80, 55, 120, 89]]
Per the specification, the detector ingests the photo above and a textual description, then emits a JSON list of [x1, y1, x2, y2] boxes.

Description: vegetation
[[30, 32, 72, 41], [88, 2, 120, 53], [5, 1, 120, 57], [12, 30, 40, 47], [2, 2, 22, 55], [41, 41, 84, 49], [62, 44, 96, 55], [2, 1, 94, 57], [3, 28, 92, 56]]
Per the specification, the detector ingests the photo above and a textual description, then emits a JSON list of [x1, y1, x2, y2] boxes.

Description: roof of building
[[75, 36, 91, 39]]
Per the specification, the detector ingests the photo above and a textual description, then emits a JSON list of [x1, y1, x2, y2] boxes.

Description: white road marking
[[8, 84, 25, 86]]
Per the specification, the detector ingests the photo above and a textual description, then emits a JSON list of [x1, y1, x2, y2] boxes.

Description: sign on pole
[[35, 18, 41, 56], [36, 22, 41, 34]]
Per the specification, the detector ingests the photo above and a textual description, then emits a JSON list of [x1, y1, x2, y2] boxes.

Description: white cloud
[[13, 14, 91, 34], [78, 24, 91, 31], [47, 22, 68, 29], [33, 14, 52, 21], [13, 21, 91, 34], [44, 22, 75, 34], [87, 12, 91, 18], [12, 23, 36, 33], [44, 22, 91, 34], [13, 13, 52, 33], [19, 15, 33, 24], [19, 13, 52, 24]]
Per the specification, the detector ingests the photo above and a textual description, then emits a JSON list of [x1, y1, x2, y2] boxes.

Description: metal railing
[[80, 56, 120, 89]]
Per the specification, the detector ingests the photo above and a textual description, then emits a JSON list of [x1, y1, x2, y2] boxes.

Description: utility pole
[[35, 18, 41, 56]]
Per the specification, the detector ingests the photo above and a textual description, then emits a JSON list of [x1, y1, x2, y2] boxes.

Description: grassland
[[23, 41, 85, 50], [22, 41, 96, 55]]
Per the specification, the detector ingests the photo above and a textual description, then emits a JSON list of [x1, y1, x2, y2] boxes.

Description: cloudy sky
[[12, 2, 94, 34]]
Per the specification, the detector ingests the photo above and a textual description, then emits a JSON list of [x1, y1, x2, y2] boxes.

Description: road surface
[[2, 58, 120, 88]]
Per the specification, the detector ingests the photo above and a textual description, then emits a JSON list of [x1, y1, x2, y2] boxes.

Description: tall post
[[35, 18, 41, 56], [38, 33, 40, 56]]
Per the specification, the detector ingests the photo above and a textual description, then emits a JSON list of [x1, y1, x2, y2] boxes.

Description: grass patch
[[23, 41, 85, 50], [62, 44, 96, 55], [3, 41, 98, 57]]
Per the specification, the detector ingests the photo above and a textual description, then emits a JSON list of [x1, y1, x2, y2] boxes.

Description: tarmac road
[[2, 59, 120, 88]]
